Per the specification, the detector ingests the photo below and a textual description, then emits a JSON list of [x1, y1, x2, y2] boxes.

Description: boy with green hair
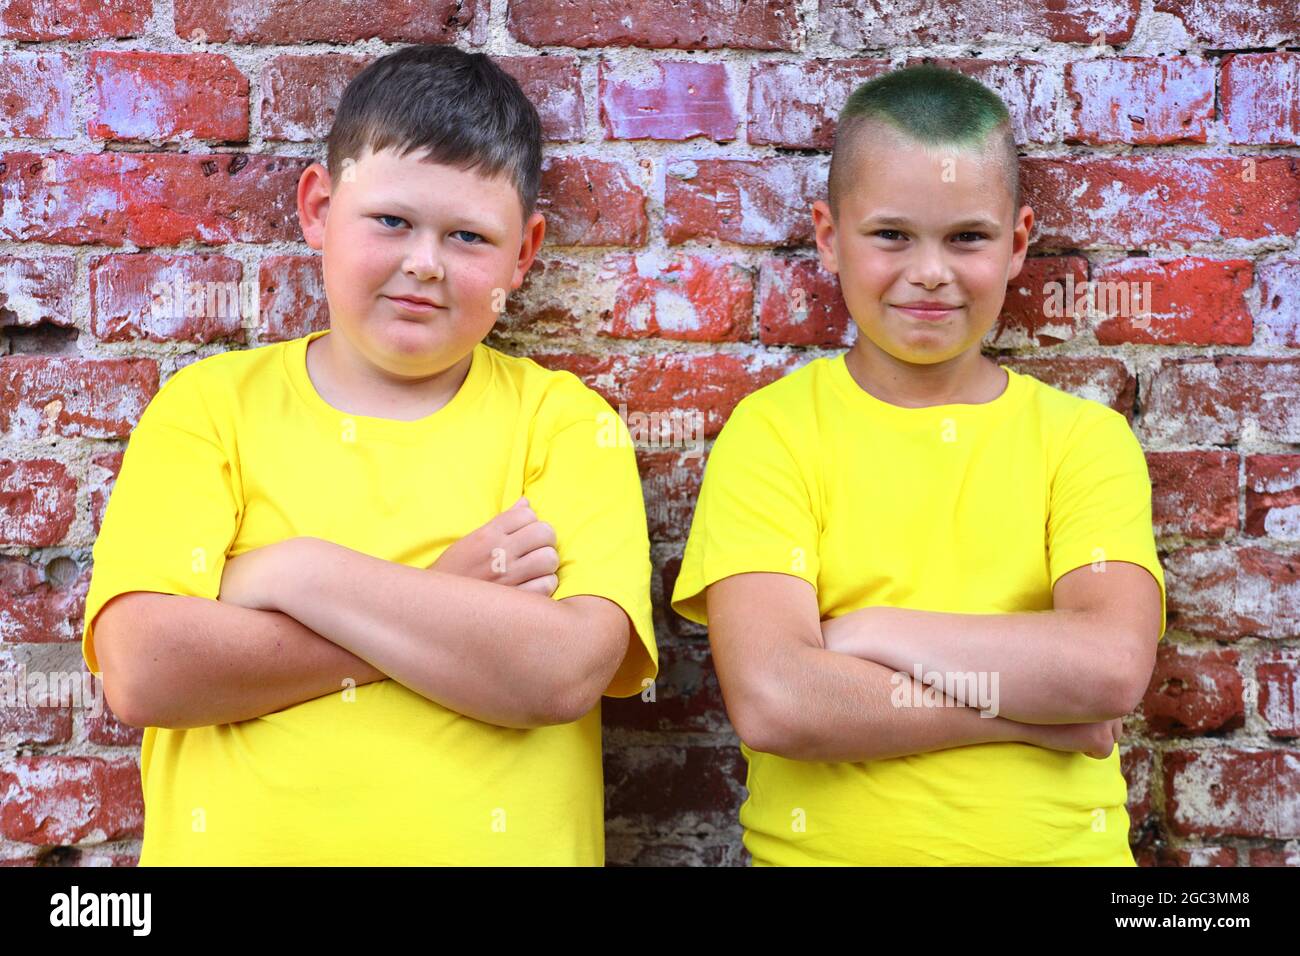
[[671, 64, 1165, 866], [83, 44, 658, 865]]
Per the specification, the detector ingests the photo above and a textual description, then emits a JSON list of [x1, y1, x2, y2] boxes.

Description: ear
[[297, 162, 332, 251], [510, 210, 547, 289], [812, 199, 839, 274], [1005, 203, 1035, 283]]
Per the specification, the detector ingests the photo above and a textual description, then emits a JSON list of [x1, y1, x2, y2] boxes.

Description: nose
[[905, 239, 954, 289], [402, 235, 445, 282]]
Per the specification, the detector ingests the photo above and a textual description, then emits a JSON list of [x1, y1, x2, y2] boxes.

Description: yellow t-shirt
[[671, 353, 1166, 867], [82, 328, 658, 866]]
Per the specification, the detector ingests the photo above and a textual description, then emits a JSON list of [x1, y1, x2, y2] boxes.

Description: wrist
[[267, 536, 326, 615]]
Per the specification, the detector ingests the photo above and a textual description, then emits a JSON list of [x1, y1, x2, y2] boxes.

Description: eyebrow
[[864, 215, 1001, 231]]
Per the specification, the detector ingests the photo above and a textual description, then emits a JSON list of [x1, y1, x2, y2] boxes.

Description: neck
[[843, 338, 1006, 408], [308, 330, 473, 421]]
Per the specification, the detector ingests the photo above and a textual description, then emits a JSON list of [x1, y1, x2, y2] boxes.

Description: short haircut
[[827, 64, 1021, 224], [326, 45, 544, 224]]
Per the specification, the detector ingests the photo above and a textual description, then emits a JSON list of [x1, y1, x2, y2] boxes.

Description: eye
[[955, 231, 988, 243], [874, 229, 905, 241], [374, 214, 407, 229], [452, 230, 485, 244]]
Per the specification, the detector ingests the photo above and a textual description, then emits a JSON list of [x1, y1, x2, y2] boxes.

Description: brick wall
[[1, 0, 1298, 866]]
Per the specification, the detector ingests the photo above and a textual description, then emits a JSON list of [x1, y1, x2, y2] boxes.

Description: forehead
[[841, 127, 1011, 223], [340, 144, 522, 223]]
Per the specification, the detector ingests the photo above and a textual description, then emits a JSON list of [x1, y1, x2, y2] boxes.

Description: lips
[[385, 295, 444, 313], [894, 303, 958, 322]]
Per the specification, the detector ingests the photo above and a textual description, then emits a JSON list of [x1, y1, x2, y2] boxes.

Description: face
[[297, 144, 545, 379], [812, 125, 1033, 368]]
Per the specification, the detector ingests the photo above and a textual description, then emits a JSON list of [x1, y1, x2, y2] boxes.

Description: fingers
[[516, 573, 559, 597], [493, 498, 539, 535]]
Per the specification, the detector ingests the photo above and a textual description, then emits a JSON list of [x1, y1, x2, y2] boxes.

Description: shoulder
[[1012, 366, 1136, 440], [723, 353, 833, 434], [478, 343, 612, 428]]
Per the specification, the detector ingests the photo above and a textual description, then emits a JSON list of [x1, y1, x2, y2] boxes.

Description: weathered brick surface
[[1, 2, 1296, 869]]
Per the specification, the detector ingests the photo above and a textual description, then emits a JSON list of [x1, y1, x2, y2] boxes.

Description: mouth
[[384, 295, 445, 314], [893, 304, 959, 322]]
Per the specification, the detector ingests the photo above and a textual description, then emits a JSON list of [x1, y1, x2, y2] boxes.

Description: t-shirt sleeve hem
[[671, 560, 819, 628], [555, 585, 658, 699], [1049, 553, 1168, 642]]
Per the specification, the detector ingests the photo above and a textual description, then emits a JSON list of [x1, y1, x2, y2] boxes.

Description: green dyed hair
[[827, 64, 1021, 223]]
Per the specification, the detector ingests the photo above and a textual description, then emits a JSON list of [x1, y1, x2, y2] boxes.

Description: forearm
[[752, 643, 1030, 762], [824, 607, 1126, 724], [271, 538, 595, 729], [109, 594, 387, 729]]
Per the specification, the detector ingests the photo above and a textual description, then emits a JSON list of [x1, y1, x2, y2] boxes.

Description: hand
[[217, 539, 298, 612], [1019, 717, 1125, 760], [430, 497, 559, 597]]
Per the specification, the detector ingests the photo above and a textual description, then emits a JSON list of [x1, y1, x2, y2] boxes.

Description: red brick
[[1163, 748, 1300, 839], [88, 51, 249, 143], [1222, 53, 1300, 146], [0, 755, 142, 844], [987, 256, 1087, 348], [0, 460, 78, 547], [0, 652, 72, 745], [1065, 57, 1213, 145], [1122, 745, 1154, 838], [500, 56, 586, 142], [508, 0, 799, 50], [527, 349, 801, 439], [600, 60, 737, 142], [1156, 845, 1239, 866], [0, 0, 150, 41], [998, 356, 1136, 417], [260, 54, 369, 142], [1256, 651, 1300, 739], [1249, 844, 1300, 866], [538, 156, 648, 246], [757, 256, 853, 347], [600, 253, 752, 342], [1144, 357, 1300, 444], [1023, 157, 1300, 247], [1139, 644, 1244, 737], [821, 0, 1140, 47], [1151, 0, 1300, 47], [1246, 455, 1300, 539], [1164, 546, 1300, 640], [257, 255, 329, 343], [1092, 257, 1252, 346], [0, 52, 74, 137], [175, 0, 473, 43], [665, 157, 826, 246], [604, 743, 747, 818], [604, 639, 728, 734], [0, 151, 309, 247], [86, 676, 143, 746], [0, 356, 158, 440], [496, 256, 586, 336], [748, 59, 889, 148], [0, 257, 75, 329], [87, 452, 123, 536], [91, 254, 247, 344], [1148, 451, 1239, 538], [0, 555, 87, 645], [1255, 257, 1300, 348], [638, 448, 705, 542], [656, 546, 705, 640]]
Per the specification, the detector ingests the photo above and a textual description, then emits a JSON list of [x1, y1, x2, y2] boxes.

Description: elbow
[[727, 678, 813, 760], [99, 668, 154, 729]]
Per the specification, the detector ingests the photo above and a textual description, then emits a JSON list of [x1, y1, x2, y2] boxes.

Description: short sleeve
[[524, 388, 658, 699], [670, 398, 820, 627], [1047, 406, 1167, 641], [81, 365, 241, 674]]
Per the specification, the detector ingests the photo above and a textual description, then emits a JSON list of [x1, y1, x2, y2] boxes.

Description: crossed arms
[[93, 500, 635, 731], [706, 562, 1163, 763]]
